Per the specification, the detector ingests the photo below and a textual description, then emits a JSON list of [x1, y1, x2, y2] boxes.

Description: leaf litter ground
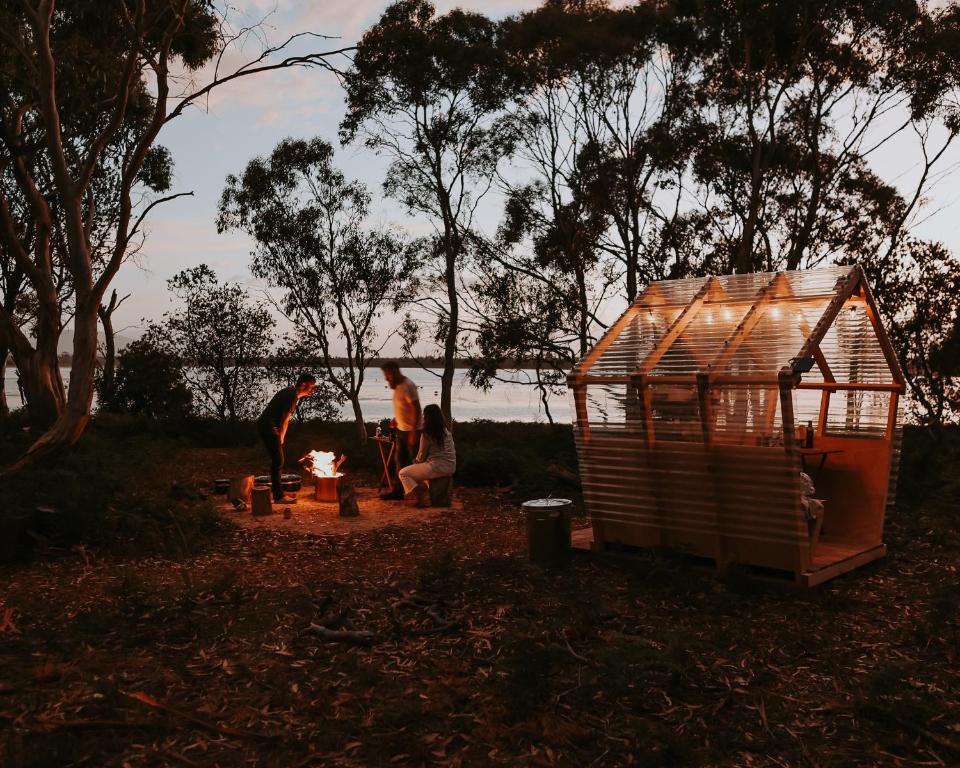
[[1, 444, 959, 767]]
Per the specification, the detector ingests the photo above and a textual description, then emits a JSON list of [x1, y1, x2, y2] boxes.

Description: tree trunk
[[97, 295, 119, 410], [351, 396, 367, 445], [440, 240, 459, 424], [4, 305, 98, 473], [14, 344, 65, 430], [0, 348, 8, 418]]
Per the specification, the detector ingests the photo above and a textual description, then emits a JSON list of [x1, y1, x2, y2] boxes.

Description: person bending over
[[380, 360, 422, 500], [399, 404, 456, 507], [257, 373, 316, 503]]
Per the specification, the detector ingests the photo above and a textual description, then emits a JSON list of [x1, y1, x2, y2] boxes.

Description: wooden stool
[[427, 476, 453, 507], [251, 485, 273, 516]]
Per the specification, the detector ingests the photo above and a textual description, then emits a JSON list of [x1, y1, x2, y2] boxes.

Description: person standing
[[257, 373, 317, 504], [399, 404, 456, 507], [380, 361, 422, 500]]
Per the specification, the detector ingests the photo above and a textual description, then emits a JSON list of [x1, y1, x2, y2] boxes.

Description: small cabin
[[568, 265, 905, 586]]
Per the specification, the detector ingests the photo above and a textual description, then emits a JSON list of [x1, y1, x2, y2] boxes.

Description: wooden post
[[634, 374, 655, 446], [697, 371, 727, 573], [252, 486, 273, 517], [337, 478, 361, 517], [570, 381, 590, 440], [778, 368, 808, 576]]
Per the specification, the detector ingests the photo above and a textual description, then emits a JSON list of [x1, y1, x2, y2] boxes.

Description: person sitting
[[398, 404, 455, 507]]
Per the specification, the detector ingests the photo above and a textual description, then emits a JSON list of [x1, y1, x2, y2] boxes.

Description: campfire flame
[[303, 450, 344, 478]]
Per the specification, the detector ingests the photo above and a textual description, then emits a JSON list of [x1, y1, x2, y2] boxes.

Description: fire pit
[[302, 450, 346, 503]]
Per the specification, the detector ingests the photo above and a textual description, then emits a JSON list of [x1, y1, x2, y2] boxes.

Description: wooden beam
[[817, 390, 830, 436], [636, 282, 668, 306], [637, 277, 717, 375], [696, 372, 714, 445], [636, 373, 655, 446], [569, 306, 641, 381], [708, 272, 787, 382], [885, 391, 900, 441], [857, 265, 907, 390], [797, 381, 903, 392], [571, 374, 633, 385], [632, 293, 848, 312], [573, 385, 590, 440], [795, 266, 861, 361], [778, 368, 808, 574]]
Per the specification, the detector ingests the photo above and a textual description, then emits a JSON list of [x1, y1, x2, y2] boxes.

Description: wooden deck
[[572, 526, 886, 587], [803, 541, 886, 587]]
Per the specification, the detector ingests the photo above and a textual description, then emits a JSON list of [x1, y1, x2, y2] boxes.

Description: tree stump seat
[[425, 475, 453, 507]]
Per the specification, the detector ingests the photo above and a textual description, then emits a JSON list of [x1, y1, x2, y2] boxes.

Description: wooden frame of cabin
[[568, 265, 905, 587]]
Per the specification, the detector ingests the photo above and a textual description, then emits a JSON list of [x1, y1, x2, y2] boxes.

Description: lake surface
[[1, 366, 574, 423]]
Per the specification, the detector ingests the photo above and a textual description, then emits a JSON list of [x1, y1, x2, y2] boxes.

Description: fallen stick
[[34, 716, 164, 731], [123, 690, 271, 741], [306, 623, 376, 644]]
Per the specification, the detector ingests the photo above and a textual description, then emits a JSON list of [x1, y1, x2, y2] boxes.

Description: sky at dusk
[[110, 0, 960, 353]]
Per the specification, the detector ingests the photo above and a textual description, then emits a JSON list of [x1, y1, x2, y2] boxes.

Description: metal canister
[[522, 498, 573, 567]]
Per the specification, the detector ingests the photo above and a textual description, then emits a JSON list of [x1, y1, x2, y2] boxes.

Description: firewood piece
[[306, 623, 375, 644], [251, 486, 273, 517], [228, 475, 254, 506], [123, 690, 267, 740], [337, 478, 360, 518]]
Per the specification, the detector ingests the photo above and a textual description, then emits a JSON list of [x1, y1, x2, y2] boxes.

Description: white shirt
[[392, 377, 423, 431]]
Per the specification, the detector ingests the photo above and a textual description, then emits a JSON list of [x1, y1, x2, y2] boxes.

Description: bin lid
[[522, 498, 572, 508]]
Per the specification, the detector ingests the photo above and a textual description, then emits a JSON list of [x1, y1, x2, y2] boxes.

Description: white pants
[[398, 461, 453, 495]]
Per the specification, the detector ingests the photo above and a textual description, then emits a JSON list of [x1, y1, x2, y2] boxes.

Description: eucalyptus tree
[[664, 0, 955, 275], [0, 1, 348, 472], [561, 0, 695, 300], [466, 0, 658, 412], [218, 137, 419, 444], [340, 0, 510, 421]]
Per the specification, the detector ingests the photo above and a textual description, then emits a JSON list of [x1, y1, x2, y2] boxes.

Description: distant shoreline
[[5, 355, 572, 371]]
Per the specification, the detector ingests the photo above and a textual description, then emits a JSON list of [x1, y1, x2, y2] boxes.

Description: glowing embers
[[303, 450, 346, 502]]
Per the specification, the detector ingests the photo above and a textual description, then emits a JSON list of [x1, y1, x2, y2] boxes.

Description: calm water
[[1, 366, 574, 423]]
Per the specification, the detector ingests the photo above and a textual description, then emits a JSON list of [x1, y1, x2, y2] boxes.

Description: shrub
[[103, 337, 192, 419]]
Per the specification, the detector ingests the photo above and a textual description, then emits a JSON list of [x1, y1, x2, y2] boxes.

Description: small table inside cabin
[[798, 448, 844, 484], [372, 434, 396, 492]]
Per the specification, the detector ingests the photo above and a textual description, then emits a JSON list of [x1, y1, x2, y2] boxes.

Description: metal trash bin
[[523, 498, 573, 567]]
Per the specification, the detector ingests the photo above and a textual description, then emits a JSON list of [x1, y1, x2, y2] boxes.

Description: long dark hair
[[422, 403, 447, 447]]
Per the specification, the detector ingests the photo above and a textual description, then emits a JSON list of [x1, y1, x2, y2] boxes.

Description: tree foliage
[[148, 265, 274, 423], [101, 335, 192, 420], [0, 1, 346, 473], [340, 0, 511, 421], [218, 137, 419, 442]]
